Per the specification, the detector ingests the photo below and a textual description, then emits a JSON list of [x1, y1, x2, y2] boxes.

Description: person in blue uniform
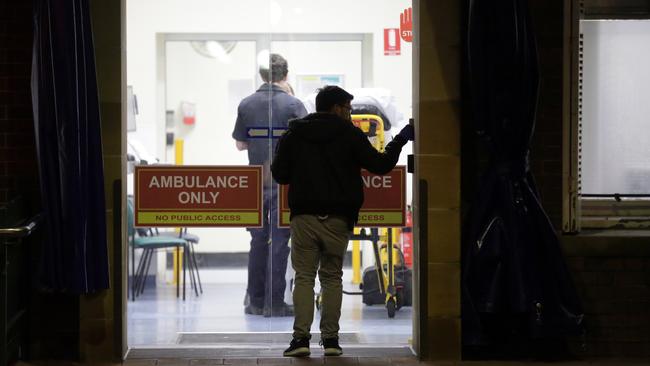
[[232, 53, 308, 317]]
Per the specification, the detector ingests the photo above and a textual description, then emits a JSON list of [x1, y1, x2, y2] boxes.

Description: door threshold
[[126, 345, 415, 359]]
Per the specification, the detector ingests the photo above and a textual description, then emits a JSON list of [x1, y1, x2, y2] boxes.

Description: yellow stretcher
[[315, 113, 407, 318], [351, 114, 386, 152]]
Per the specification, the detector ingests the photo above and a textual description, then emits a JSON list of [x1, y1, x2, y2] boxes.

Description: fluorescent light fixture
[[190, 41, 236, 64], [206, 41, 232, 64]]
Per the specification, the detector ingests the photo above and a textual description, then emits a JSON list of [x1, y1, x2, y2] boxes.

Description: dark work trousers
[[247, 184, 291, 309]]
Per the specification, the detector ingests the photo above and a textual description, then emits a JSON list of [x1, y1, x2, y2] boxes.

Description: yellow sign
[[137, 212, 261, 226]]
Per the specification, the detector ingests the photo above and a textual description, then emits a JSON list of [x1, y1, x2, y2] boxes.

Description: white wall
[[127, 0, 413, 252], [165, 41, 256, 166]]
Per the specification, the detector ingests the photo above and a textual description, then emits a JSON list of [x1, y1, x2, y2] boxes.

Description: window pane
[[581, 20, 650, 195]]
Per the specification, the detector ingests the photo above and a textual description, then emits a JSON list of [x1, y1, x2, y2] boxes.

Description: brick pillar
[[79, 0, 125, 362], [413, 0, 461, 360], [528, 0, 565, 229]]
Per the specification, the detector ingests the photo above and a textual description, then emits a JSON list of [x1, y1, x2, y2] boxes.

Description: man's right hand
[[396, 124, 414, 141], [236, 140, 249, 151]]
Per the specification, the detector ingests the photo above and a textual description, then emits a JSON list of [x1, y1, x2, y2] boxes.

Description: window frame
[[563, 0, 650, 232]]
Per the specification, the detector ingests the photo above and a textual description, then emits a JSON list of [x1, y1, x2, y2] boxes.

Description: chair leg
[[185, 244, 196, 296], [186, 244, 199, 297], [139, 248, 155, 295], [133, 248, 145, 295], [175, 247, 180, 298], [182, 245, 187, 301], [190, 243, 203, 294], [133, 248, 148, 298], [131, 240, 136, 302], [136, 248, 151, 296]]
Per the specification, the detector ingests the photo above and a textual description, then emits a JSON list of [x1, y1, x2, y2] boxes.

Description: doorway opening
[[125, 0, 415, 358]]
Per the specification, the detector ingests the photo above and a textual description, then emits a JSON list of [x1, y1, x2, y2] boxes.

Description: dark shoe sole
[[283, 347, 310, 357], [324, 348, 343, 356], [244, 307, 263, 315]]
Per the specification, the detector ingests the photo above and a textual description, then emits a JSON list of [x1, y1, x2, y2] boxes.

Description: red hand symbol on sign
[[400, 7, 413, 42]]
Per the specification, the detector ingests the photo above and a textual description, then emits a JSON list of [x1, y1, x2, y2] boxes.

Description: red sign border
[[384, 28, 401, 56], [278, 166, 407, 228], [134, 165, 263, 228]]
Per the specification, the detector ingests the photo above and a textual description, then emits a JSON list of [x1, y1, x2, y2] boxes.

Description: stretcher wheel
[[387, 298, 396, 318], [396, 288, 404, 310]]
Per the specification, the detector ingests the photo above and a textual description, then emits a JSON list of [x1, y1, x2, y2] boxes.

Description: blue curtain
[[462, 0, 584, 354], [30, 0, 110, 293]]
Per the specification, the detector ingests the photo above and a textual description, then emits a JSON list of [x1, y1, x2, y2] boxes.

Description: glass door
[[126, 0, 413, 356], [128, 36, 281, 347]]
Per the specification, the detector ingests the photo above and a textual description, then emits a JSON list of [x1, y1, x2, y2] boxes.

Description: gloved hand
[[396, 124, 414, 141]]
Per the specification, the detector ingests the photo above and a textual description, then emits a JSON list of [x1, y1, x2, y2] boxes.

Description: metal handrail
[[0, 214, 42, 238]]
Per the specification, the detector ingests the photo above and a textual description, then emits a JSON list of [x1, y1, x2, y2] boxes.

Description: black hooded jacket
[[271, 112, 408, 229]]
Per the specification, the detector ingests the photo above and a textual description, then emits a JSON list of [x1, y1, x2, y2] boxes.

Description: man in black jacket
[[271, 85, 414, 357]]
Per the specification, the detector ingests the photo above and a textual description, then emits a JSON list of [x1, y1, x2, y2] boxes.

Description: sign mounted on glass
[[279, 166, 406, 228], [384, 28, 401, 56], [295, 74, 344, 99], [134, 166, 263, 227]]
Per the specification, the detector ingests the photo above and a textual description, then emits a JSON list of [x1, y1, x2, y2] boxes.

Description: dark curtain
[[30, 0, 110, 293], [462, 0, 584, 354]]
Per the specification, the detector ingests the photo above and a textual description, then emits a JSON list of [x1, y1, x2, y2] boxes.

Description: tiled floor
[[128, 268, 412, 347], [16, 358, 650, 365]]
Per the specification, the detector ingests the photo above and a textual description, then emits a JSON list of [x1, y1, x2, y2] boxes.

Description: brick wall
[[1, 1, 80, 361], [0, 0, 39, 208], [564, 239, 650, 358], [528, 0, 565, 229]]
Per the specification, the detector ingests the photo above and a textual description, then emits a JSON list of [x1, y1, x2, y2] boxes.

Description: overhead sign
[[279, 166, 406, 228], [295, 74, 344, 99], [134, 166, 262, 227]]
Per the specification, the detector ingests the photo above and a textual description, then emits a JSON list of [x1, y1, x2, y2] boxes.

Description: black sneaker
[[264, 302, 294, 317], [244, 304, 263, 315], [321, 337, 343, 356], [283, 337, 310, 357]]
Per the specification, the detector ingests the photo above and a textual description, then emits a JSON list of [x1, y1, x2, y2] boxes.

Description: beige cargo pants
[[290, 214, 350, 340]]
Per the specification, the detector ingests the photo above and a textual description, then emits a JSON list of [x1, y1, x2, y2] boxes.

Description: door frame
[[155, 32, 374, 161], [121, 30, 422, 358]]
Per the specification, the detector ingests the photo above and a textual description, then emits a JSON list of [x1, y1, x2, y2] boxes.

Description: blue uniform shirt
[[232, 83, 308, 165]]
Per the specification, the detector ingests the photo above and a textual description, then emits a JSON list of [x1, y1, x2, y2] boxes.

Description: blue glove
[[396, 124, 414, 141]]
